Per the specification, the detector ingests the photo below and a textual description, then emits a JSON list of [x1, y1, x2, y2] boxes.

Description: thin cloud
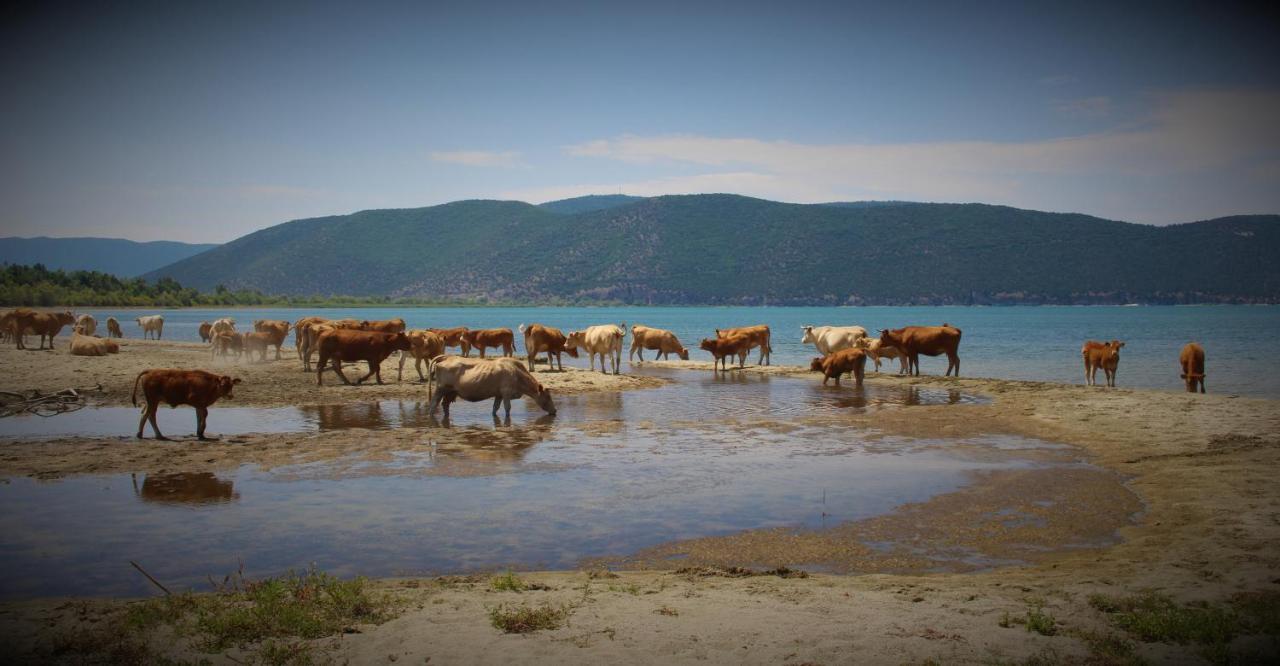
[[1052, 96, 1112, 118], [430, 150, 525, 168]]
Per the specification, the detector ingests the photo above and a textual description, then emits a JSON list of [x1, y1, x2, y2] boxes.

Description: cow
[[136, 315, 165, 340], [105, 316, 123, 339], [209, 318, 236, 338], [293, 316, 329, 361], [131, 369, 241, 440], [74, 314, 97, 337], [461, 328, 515, 358], [69, 333, 120, 356], [715, 325, 772, 365], [1179, 342, 1206, 394], [242, 331, 275, 363], [253, 319, 290, 360], [198, 321, 213, 343], [853, 337, 909, 374], [810, 348, 868, 387], [519, 323, 579, 372], [25, 311, 77, 349], [1082, 340, 1124, 387], [800, 325, 867, 356], [314, 329, 411, 386], [879, 324, 962, 376], [427, 356, 556, 418], [398, 329, 446, 382], [1, 308, 35, 345], [301, 321, 364, 371], [629, 325, 689, 361], [211, 332, 244, 359], [700, 333, 751, 372], [359, 318, 406, 334], [427, 327, 471, 356], [565, 323, 626, 374]]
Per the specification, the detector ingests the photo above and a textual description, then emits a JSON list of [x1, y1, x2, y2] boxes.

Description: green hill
[[145, 195, 1280, 305], [0, 237, 217, 277], [538, 194, 645, 214]]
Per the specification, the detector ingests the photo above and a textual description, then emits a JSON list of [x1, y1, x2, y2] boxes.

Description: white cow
[[210, 318, 237, 339], [427, 356, 556, 418], [136, 315, 165, 340], [800, 325, 867, 355], [854, 336, 909, 374], [74, 314, 97, 336], [565, 323, 626, 375]]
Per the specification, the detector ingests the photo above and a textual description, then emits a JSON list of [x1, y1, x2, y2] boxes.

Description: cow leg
[[398, 351, 408, 382], [417, 357, 427, 382], [195, 406, 211, 440], [492, 396, 502, 416], [503, 397, 513, 418], [136, 402, 153, 439], [426, 388, 443, 415], [357, 361, 379, 385], [147, 400, 167, 440], [331, 359, 355, 385]]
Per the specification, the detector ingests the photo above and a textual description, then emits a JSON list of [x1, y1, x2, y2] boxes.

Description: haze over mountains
[[143, 194, 1280, 305], [0, 237, 218, 278]]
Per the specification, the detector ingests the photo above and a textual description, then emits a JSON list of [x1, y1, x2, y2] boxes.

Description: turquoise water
[[81, 305, 1280, 397]]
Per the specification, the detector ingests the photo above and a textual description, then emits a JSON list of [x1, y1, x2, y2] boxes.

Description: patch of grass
[[1025, 605, 1058, 636], [654, 605, 679, 617], [1089, 592, 1237, 645], [999, 611, 1015, 628], [488, 603, 570, 634], [490, 571, 525, 592], [608, 583, 642, 596], [256, 639, 315, 666], [1070, 628, 1147, 666]]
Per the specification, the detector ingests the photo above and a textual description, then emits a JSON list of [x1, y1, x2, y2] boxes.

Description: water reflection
[[133, 472, 238, 505]]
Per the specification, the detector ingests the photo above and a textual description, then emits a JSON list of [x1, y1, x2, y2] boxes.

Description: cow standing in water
[[1082, 340, 1124, 387], [1180, 342, 1206, 393], [879, 324, 963, 376], [132, 369, 241, 440], [428, 356, 556, 418]]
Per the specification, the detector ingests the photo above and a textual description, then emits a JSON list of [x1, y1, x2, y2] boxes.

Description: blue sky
[[2, 1, 1278, 242]]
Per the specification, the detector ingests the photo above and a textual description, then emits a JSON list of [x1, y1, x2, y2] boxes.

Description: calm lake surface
[[83, 305, 1280, 397]]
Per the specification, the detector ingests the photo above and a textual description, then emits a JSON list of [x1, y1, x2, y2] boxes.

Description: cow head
[[533, 384, 556, 415], [699, 338, 716, 353], [800, 325, 816, 344], [57, 311, 75, 325], [809, 357, 825, 372], [563, 345, 580, 358], [391, 332, 412, 351], [218, 375, 242, 399], [565, 331, 585, 350], [677, 347, 690, 361], [878, 328, 901, 347]]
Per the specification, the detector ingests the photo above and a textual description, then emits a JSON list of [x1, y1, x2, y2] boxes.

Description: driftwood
[[0, 384, 103, 418]]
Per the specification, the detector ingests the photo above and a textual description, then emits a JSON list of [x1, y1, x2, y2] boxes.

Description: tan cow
[[293, 316, 329, 359], [810, 348, 867, 387], [427, 356, 556, 418], [398, 329, 446, 382], [879, 325, 962, 376], [253, 319, 290, 360], [699, 333, 751, 372], [565, 323, 626, 374], [69, 333, 120, 356], [242, 331, 275, 363], [427, 327, 471, 356], [136, 315, 165, 340], [25, 311, 77, 349], [715, 325, 772, 365], [314, 329, 411, 385], [629, 325, 689, 361], [359, 318, 406, 334], [132, 369, 241, 440], [74, 314, 97, 336], [519, 323, 578, 372], [462, 328, 515, 358], [1, 308, 35, 345], [106, 316, 123, 339], [853, 337, 909, 374], [1082, 339, 1124, 387], [1180, 342, 1206, 393]]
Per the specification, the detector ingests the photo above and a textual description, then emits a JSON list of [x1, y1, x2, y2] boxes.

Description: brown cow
[[132, 369, 241, 440], [293, 316, 329, 361], [428, 327, 472, 356], [2, 308, 36, 346], [106, 316, 123, 339], [810, 348, 868, 387], [22, 311, 77, 350], [315, 329, 411, 385], [301, 320, 363, 371], [211, 332, 244, 359], [253, 319, 290, 360], [398, 329, 446, 382], [1082, 339, 1124, 387], [462, 328, 515, 358], [715, 325, 772, 365], [1179, 342, 1206, 393], [700, 333, 751, 372], [359, 318, 406, 334], [242, 331, 274, 362], [519, 323, 579, 372], [198, 321, 213, 343], [630, 325, 689, 361], [879, 324, 962, 376]]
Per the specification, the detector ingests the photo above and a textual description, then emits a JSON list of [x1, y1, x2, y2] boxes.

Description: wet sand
[[2, 349, 1279, 663]]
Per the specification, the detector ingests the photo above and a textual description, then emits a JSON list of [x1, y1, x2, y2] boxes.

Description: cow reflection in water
[[811, 385, 966, 410], [133, 472, 238, 504], [302, 403, 393, 430], [426, 421, 554, 474]]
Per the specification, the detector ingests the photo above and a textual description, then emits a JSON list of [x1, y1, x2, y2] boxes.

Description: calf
[[427, 327, 471, 356], [879, 324, 962, 376], [630, 325, 689, 361], [519, 323, 578, 372], [106, 316, 123, 339], [462, 327, 515, 358], [700, 333, 751, 372], [398, 329, 446, 382], [1179, 342, 1206, 393], [853, 337, 909, 374], [132, 369, 241, 440], [1082, 340, 1124, 387], [70, 333, 120, 356], [810, 348, 868, 387], [315, 329, 411, 385], [427, 356, 556, 418], [716, 325, 772, 365], [566, 324, 626, 374]]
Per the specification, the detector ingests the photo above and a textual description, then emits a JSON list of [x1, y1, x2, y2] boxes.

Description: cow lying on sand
[[1082, 340, 1124, 387], [810, 348, 868, 387], [879, 325, 962, 376], [132, 369, 241, 440], [1180, 342, 1206, 393], [315, 329, 411, 385], [427, 356, 556, 418], [70, 333, 120, 356]]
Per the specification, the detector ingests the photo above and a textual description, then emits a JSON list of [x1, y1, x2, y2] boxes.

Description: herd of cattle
[[2, 308, 1211, 438]]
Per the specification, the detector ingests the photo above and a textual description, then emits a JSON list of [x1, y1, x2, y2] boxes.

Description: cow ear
[[232, 377, 242, 384]]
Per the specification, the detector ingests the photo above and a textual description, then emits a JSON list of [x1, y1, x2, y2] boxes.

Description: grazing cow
[[462, 327, 516, 358], [853, 337, 909, 374], [1082, 340, 1124, 387], [519, 323, 578, 372], [69, 333, 120, 356], [359, 318, 406, 334], [699, 333, 751, 372], [800, 325, 867, 356], [136, 315, 165, 340], [810, 348, 868, 387], [879, 325, 963, 376], [131, 369, 241, 440], [241, 331, 274, 362], [253, 319, 290, 360], [630, 325, 689, 361], [427, 327, 471, 356], [314, 329, 411, 385], [198, 321, 213, 343], [1179, 342, 1206, 394], [427, 356, 556, 418], [25, 311, 77, 349], [565, 323, 626, 374], [74, 314, 97, 336], [106, 316, 123, 339], [716, 325, 772, 365], [398, 329, 446, 382]]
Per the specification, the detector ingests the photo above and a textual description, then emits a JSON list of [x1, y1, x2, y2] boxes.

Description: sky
[[2, 1, 1278, 243]]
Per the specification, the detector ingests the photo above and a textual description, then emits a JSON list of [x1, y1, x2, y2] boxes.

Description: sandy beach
[[1, 341, 1278, 663]]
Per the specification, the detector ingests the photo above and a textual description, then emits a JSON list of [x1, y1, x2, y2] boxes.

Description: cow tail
[[131, 370, 147, 407]]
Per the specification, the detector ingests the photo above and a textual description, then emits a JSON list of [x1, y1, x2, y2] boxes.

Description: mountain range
[[0, 236, 218, 278], [141, 195, 1280, 305]]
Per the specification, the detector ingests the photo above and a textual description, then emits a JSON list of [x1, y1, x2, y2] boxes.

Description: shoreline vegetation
[[4, 263, 1277, 309]]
